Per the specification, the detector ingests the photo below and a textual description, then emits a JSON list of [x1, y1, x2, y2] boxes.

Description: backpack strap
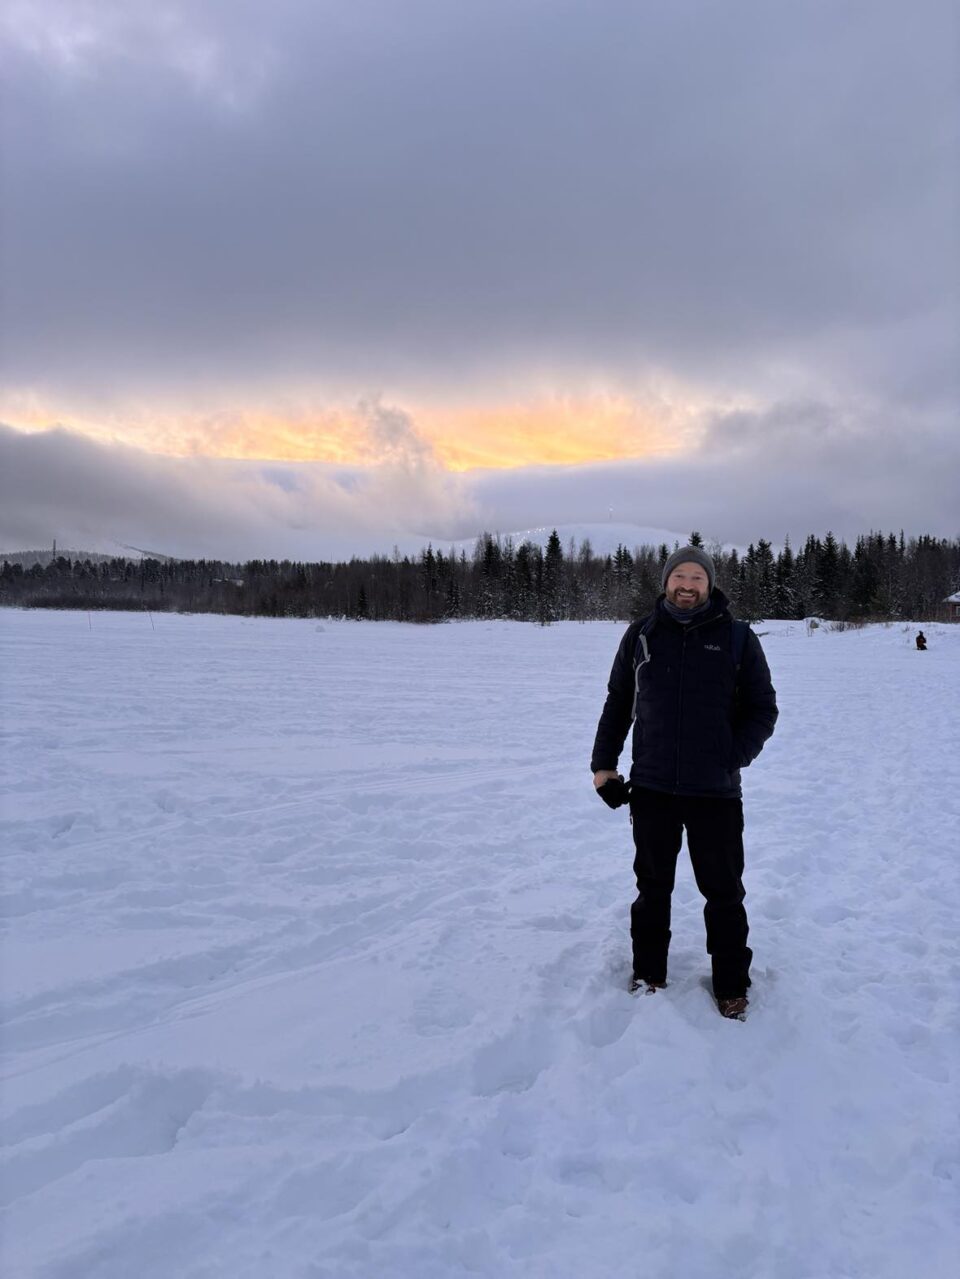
[[631, 614, 657, 719], [731, 619, 749, 670], [632, 613, 657, 669]]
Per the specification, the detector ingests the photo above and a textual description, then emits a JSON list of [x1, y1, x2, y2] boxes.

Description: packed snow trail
[[1, 611, 957, 1278]]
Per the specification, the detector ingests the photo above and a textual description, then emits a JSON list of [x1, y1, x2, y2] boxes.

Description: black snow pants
[[628, 786, 752, 1000]]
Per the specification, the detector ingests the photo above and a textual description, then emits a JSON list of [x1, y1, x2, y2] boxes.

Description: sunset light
[[0, 391, 700, 471]]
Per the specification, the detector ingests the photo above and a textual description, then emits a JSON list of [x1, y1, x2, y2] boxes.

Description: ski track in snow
[[1, 611, 957, 1278]]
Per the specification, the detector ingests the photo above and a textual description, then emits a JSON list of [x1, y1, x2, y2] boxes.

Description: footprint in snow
[[411, 985, 477, 1036], [471, 1021, 554, 1096], [1, 1066, 223, 1207], [571, 1000, 633, 1049]]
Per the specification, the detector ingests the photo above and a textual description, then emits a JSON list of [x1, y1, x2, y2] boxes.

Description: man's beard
[[669, 589, 706, 608]]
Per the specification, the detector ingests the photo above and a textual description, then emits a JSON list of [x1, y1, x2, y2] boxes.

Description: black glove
[[597, 777, 631, 809]]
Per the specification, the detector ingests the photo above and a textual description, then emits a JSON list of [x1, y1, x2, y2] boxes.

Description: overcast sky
[[2, 0, 957, 558]]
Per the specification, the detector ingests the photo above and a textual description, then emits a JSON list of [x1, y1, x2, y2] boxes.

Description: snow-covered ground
[[1, 609, 957, 1278]]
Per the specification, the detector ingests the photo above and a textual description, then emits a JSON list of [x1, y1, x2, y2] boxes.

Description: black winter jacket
[[590, 590, 778, 799]]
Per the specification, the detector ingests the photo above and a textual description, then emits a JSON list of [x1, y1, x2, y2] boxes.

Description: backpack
[[631, 615, 749, 719]]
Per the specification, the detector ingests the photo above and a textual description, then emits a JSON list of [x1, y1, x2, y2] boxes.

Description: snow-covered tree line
[[2, 530, 957, 622]]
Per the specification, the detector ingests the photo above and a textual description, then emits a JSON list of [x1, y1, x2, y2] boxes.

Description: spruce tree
[[774, 537, 796, 618], [754, 539, 776, 619], [543, 530, 564, 621]]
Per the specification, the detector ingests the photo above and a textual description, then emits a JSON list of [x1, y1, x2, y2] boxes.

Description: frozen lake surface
[[2, 609, 958, 1277]]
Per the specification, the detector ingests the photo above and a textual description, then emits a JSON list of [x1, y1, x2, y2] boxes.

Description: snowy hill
[[448, 521, 690, 558], [0, 543, 173, 568], [1, 612, 957, 1277]]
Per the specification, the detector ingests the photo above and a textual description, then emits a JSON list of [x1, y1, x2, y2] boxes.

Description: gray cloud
[[2, 0, 956, 407], [0, 419, 478, 560], [355, 397, 436, 468]]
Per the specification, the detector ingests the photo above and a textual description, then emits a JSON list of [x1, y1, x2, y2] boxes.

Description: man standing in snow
[[590, 547, 778, 1019]]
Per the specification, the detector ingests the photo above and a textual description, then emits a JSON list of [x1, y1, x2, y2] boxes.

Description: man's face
[[666, 562, 710, 608]]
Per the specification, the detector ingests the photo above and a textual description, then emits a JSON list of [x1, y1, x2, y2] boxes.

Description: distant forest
[[2, 531, 958, 623]]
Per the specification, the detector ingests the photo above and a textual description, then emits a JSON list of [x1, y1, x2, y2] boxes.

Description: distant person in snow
[[590, 547, 778, 1020], [915, 631, 927, 651]]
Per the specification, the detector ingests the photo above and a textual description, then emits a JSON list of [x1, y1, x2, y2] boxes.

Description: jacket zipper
[[674, 614, 722, 791]]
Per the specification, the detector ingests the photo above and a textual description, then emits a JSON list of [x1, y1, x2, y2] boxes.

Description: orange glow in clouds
[[1, 393, 686, 469], [420, 398, 675, 470]]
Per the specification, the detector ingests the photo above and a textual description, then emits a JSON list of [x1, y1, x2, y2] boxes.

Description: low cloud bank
[[0, 412, 479, 561], [2, 394, 956, 563], [471, 398, 958, 547]]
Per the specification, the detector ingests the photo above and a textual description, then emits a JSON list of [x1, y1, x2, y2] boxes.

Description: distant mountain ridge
[[1, 544, 173, 568], [1, 548, 120, 569], [1, 523, 692, 569], [502, 523, 688, 555]]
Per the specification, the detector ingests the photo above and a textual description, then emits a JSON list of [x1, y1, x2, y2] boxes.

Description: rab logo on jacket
[[703, 644, 723, 652]]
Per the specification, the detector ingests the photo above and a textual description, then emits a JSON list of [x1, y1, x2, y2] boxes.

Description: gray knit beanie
[[661, 546, 716, 593]]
